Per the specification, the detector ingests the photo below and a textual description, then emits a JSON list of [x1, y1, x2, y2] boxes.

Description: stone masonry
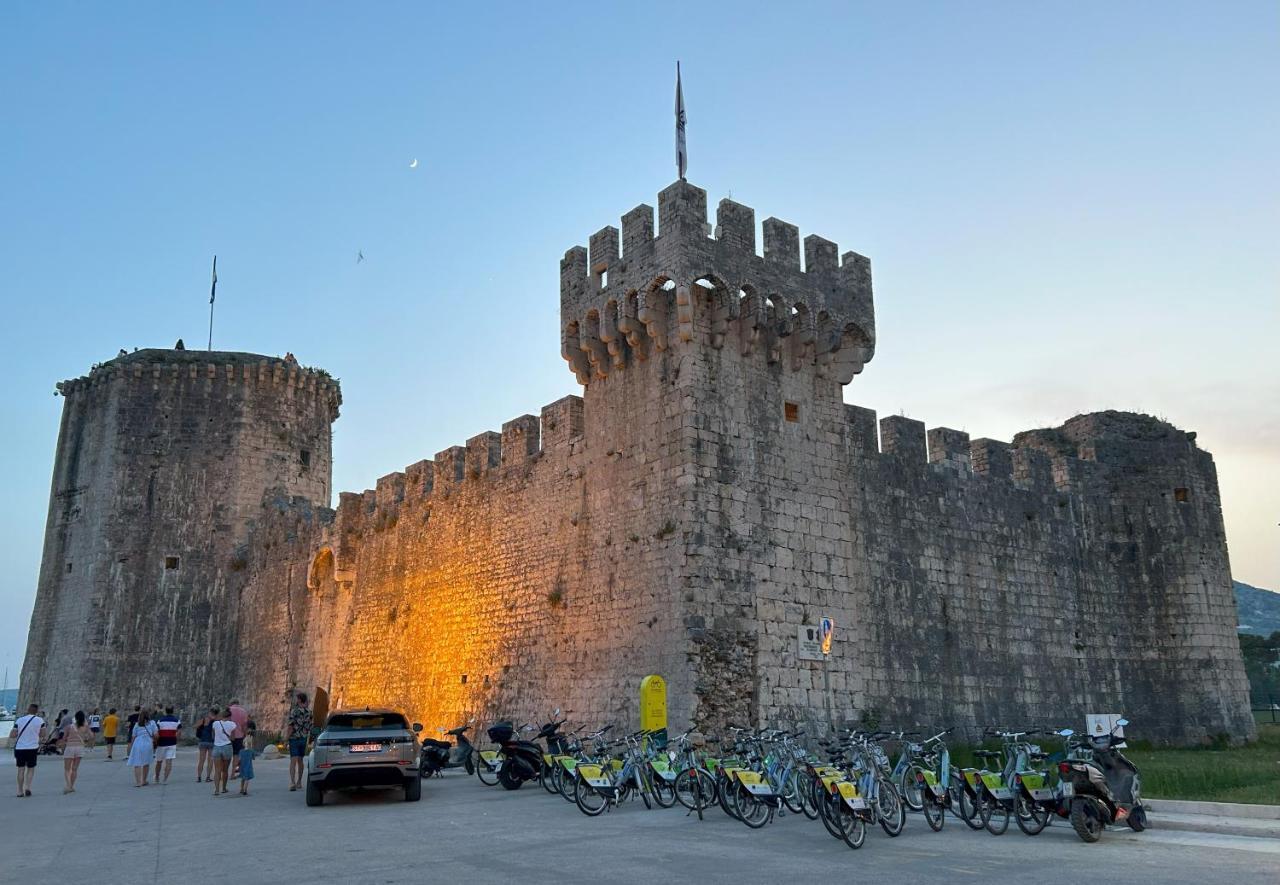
[[21, 181, 1254, 744]]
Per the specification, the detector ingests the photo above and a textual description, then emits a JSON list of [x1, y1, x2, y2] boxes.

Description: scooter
[[1058, 717, 1146, 843], [492, 712, 570, 791], [489, 721, 544, 791], [419, 721, 476, 778]]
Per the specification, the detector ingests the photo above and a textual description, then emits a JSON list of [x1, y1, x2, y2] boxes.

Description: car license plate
[[350, 743, 381, 753], [1060, 782, 1074, 797]]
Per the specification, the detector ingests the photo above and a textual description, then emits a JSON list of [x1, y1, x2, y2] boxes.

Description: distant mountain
[[1236, 580, 1280, 636]]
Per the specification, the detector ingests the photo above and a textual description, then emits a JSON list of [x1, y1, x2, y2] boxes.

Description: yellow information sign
[[640, 674, 668, 734]]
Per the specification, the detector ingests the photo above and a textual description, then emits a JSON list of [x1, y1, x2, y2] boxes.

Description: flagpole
[[207, 255, 217, 351], [675, 61, 687, 181]]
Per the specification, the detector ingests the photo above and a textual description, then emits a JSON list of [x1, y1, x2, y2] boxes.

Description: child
[[237, 724, 255, 796]]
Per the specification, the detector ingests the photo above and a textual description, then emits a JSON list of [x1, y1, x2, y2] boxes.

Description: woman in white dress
[[61, 710, 95, 793], [127, 710, 158, 786]]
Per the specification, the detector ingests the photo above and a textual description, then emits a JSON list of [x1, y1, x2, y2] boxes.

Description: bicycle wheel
[[574, 776, 608, 816], [983, 797, 1010, 835], [840, 806, 868, 850], [733, 785, 773, 829], [540, 760, 558, 794], [475, 752, 500, 786], [557, 764, 576, 801], [958, 787, 984, 830], [876, 780, 906, 836], [818, 790, 846, 840], [636, 770, 653, 810], [674, 767, 714, 810], [718, 775, 741, 820], [922, 793, 945, 831], [1015, 796, 1049, 835], [896, 766, 923, 812], [780, 769, 805, 815], [650, 769, 678, 808]]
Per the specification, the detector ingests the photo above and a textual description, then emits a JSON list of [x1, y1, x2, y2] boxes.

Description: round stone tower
[[19, 348, 340, 711]]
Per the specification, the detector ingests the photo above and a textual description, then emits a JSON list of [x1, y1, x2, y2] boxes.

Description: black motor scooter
[[1058, 717, 1146, 842], [489, 720, 545, 791], [419, 721, 476, 778]]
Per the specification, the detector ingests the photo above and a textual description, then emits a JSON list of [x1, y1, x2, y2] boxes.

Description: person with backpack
[[9, 704, 47, 797], [210, 708, 237, 796]]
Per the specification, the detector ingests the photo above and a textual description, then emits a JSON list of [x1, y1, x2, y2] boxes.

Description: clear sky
[[2, 1, 1277, 684]]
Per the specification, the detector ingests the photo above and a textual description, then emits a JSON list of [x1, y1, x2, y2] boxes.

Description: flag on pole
[[209, 255, 218, 304], [675, 61, 687, 180]]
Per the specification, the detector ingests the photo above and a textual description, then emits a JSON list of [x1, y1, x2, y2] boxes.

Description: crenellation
[[803, 234, 838, 276], [465, 431, 502, 476], [375, 471, 405, 508], [880, 415, 927, 463], [541, 395, 585, 452], [971, 438, 1013, 479], [844, 404, 879, 453], [621, 204, 655, 258], [403, 460, 434, 498], [434, 446, 466, 488], [715, 198, 756, 254], [928, 427, 972, 473], [762, 217, 800, 267], [501, 414, 541, 465], [589, 226, 620, 281], [658, 179, 708, 239]]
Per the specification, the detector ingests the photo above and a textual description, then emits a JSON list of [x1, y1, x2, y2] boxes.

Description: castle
[[20, 179, 1255, 744]]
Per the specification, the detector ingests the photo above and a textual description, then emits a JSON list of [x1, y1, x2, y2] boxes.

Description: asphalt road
[[2, 748, 1275, 883]]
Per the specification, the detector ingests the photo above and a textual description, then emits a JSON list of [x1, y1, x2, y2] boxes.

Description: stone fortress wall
[[21, 180, 1254, 744], [20, 350, 339, 713]]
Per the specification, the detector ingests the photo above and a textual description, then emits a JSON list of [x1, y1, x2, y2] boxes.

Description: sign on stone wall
[[820, 617, 834, 655], [798, 625, 824, 661]]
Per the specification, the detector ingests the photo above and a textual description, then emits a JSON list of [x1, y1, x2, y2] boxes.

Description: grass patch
[[1127, 724, 1280, 805]]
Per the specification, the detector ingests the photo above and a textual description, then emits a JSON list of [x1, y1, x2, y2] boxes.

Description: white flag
[[675, 62, 687, 180]]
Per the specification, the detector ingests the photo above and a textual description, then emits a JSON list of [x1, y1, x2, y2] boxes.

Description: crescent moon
[[409, 159, 418, 168]]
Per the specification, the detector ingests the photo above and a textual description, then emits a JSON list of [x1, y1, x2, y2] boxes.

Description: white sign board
[[1086, 713, 1126, 745], [798, 625, 824, 661]]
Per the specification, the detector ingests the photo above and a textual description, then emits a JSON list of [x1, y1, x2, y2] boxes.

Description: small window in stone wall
[[164, 556, 180, 570], [784, 401, 800, 423], [300, 449, 311, 471], [66, 562, 73, 573], [460, 674, 467, 685], [1174, 487, 1189, 503]]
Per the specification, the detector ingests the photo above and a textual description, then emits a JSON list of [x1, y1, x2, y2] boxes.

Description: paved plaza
[[2, 749, 1275, 884]]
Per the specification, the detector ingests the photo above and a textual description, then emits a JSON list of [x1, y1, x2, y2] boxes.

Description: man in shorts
[[102, 708, 119, 759], [10, 704, 46, 797], [285, 692, 313, 791], [153, 706, 181, 784]]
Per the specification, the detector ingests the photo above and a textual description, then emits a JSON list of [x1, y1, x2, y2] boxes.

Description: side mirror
[[412, 723, 423, 733], [1116, 719, 1128, 728], [554, 707, 561, 717], [1059, 729, 1074, 737]]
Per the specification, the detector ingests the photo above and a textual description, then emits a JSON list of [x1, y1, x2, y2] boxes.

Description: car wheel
[[404, 776, 422, 802], [305, 780, 324, 807]]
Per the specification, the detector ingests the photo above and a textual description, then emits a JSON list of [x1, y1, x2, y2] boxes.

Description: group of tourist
[[8, 692, 314, 799]]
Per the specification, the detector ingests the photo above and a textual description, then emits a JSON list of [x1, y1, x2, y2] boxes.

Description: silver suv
[[306, 708, 423, 806]]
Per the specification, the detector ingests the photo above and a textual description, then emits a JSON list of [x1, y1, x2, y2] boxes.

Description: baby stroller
[[38, 726, 64, 755]]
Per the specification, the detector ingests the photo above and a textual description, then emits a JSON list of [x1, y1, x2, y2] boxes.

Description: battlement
[[55, 348, 342, 420], [845, 407, 1196, 497], [561, 180, 875, 386], [333, 396, 586, 535]]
